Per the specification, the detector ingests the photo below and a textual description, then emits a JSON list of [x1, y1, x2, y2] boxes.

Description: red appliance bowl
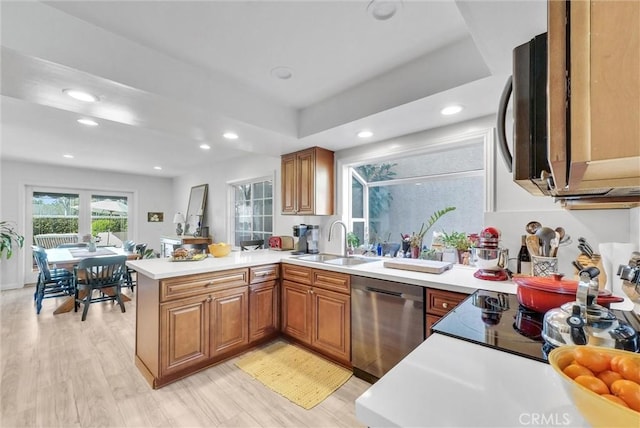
[[512, 275, 625, 313]]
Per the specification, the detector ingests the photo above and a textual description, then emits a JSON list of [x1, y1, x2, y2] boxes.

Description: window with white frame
[[232, 178, 273, 246], [348, 138, 486, 249]]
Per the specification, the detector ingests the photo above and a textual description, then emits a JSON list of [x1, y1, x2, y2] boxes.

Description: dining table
[[45, 247, 139, 315]]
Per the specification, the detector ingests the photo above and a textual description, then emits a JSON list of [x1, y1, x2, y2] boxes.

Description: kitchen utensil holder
[[532, 255, 558, 277], [574, 254, 606, 289]]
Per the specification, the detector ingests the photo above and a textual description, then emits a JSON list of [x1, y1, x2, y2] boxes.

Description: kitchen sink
[[295, 253, 341, 262], [323, 257, 378, 266]]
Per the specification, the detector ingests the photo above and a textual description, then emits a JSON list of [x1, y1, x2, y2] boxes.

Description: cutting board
[[383, 259, 453, 274]]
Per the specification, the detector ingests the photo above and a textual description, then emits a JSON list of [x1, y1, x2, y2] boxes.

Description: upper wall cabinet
[[548, 0, 640, 207], [281, 147, 334, 215]]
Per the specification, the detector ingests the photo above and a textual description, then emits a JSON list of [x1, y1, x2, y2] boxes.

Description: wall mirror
[[185, 184, 208, 236]]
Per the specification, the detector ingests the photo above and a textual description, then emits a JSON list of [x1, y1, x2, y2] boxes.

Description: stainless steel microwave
[[497, 32, 552, 196]]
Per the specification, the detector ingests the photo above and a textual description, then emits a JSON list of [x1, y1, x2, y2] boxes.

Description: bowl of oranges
[[548, 345, 640, 427]]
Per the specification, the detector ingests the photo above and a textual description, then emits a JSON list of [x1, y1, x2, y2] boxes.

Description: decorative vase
[[411, 245, 420, 259], [88, 241, 97, 252]]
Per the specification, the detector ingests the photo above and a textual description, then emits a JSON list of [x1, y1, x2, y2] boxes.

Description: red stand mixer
[[472, 227, 509, 281]]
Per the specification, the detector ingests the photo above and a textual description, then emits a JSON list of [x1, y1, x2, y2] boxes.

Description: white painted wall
[[0, 160, 173, 290]]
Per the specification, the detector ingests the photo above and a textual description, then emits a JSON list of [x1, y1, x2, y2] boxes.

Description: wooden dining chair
[[32, 246, 74, 314], [74, 255, 127, 321], [240, 239, 264, 251]]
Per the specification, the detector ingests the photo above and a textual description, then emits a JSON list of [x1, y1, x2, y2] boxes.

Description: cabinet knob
[[207, 281, 214, 286], [442, 302, 449, 309], [206, 296, 212, 303]]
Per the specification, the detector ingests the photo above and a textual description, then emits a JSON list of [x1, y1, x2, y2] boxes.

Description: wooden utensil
[[526, 234, 541, 256]]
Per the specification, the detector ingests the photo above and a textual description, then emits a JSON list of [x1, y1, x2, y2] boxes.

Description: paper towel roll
[[599, 242, 638, 310]]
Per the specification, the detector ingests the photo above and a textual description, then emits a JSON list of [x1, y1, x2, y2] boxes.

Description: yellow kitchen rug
[[235, 341, 352, 410]]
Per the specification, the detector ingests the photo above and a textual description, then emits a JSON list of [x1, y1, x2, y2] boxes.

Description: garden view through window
[[32, 190, 130, 248], [349, 140, 485, 252]]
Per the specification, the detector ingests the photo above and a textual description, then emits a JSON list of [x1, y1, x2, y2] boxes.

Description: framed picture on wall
[[147, 212, 164, 222]]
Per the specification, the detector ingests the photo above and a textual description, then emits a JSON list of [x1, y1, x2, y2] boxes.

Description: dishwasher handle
[[364, 286, 422, 302]]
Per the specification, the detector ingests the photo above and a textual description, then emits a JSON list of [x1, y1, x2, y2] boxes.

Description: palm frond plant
[[410, 206, 456, 248], [1, 221, 25, 259]]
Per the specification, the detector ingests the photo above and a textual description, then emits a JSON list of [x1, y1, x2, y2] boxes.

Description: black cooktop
[[431, 290, 640, 364]]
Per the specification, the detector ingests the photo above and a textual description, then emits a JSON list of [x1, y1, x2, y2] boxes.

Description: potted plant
[[409, 206, 456, 258], [441, 230, 472, 264], [1, 221, 25, 259], [346, 232, 360, 255]]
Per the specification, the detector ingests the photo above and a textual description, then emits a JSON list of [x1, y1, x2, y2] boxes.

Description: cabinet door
[[281, 280, 312, 344], [160, 295, 210, 376], [249, 280, 278, 342], [281, 153, 297, 214], [311, 287, 351, 364], [296, 149, 315, 215], [425, 314, 440, 339], [209, 286, 249, 357]]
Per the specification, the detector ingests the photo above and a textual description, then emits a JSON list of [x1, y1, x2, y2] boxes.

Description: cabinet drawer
[[282, 264, 312, 285], [426, 288, 467, 317], [250, 264, 280, 284], [312, 269, 350, 294], [161, 268, 249, 302]]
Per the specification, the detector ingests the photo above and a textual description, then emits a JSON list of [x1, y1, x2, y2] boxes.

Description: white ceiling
[[0, 0, 547, 177]]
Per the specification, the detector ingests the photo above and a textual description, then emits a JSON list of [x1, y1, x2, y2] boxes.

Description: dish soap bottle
[[517, 235, 531, 275]]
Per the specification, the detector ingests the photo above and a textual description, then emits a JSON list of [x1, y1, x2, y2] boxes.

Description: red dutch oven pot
[[512, 274, 625, 313]]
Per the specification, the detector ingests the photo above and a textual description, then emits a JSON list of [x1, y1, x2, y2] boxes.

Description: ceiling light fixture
[[440, 105, 463, 116], [199, 143, 211, 150], [63, 154, 74, 159], [223, 132, 239, 140], [153, 166, 162, 170], [367, 0, 401, 21], [357, 130, 374, 139], [270, 66, 293, 80], [77, 118, 98, 126], [63, 89, 99, 103]]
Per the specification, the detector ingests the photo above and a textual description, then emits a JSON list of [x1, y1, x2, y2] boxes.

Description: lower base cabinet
[[137, 266, 280, 388], [425, 288, 468, 338], [281, 265, 351, 366]]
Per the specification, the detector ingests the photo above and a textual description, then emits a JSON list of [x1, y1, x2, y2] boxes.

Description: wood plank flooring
[[0, 286, 371, 428]]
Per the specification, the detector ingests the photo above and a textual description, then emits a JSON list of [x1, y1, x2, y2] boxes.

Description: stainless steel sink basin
[[323, 257, 378, 266], [295, 253, 341, 262]]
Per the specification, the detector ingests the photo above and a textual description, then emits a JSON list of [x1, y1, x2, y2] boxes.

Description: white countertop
[[355, 333, 587, 427], [128, 250, 517, 294]]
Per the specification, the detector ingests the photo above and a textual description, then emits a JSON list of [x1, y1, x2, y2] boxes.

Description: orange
[[610, 379, 640, 412], [574, 375, 610, 395], [618, 357, 640, 384], [597, 370, 624, 389], [601, 394, 630, 408], [564, 364, 595, 379], [574, 347, 611, 373]]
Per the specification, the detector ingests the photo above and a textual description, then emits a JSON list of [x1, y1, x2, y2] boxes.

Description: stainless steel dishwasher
[[351, 276, 424, 382]]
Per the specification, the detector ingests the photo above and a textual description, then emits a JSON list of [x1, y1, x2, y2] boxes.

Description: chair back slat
[[77, 256, 127, 288], [240, 239, 264, 251], [32, 245, 53, 280]]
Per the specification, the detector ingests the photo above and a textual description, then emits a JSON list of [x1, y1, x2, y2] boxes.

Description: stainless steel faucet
[[328, 220, 348, 257]]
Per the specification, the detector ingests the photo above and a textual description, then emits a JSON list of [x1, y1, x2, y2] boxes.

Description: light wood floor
[[0, 285, 371, 428]]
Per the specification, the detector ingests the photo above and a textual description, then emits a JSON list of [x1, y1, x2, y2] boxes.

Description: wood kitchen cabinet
[[548, 0, 640, 204], [249, 264, 280, 343], [281, 265, 351, 365], [425, 288, 468, 338], [281, 146, 334, 215], [137, 268, 251, 388]]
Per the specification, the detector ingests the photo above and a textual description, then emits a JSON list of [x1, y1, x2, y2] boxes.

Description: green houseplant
[[408, 206, 456, 258], [441, 230, 472, 264], [1, 221, 25, 259]]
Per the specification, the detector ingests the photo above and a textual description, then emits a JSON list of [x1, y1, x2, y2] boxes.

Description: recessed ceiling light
[[223, 132, 239, 140], [270, 66, 293, 80], [153, 166, 162, 170], [63, 154, 74, 159], [357, 130, 374, 138], [367, 0, 400, 21], [199, 143, 211, 150], [63, 89, 99, 102], [441, 105, 463, 116], [77, 118, 98, 126]]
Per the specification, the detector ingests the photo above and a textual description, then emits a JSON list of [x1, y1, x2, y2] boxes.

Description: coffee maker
[[293, 224, 319, 254]]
